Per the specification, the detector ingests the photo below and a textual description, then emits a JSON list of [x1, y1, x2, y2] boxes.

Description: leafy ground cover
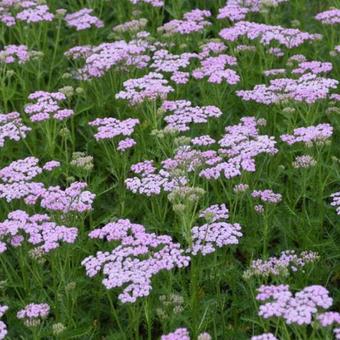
[[0, 0, 339, 339]]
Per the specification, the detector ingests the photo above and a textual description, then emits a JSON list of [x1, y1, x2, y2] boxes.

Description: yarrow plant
[[315, 9, 340, 25], [64, 8, 104, 31], [24, 91, 74, 122], [0, 305, 8, 340], [189, 203, 242, 255], [0, 210, 78, 254], [116, 72, 174, 105], [0, 45, 32, 64], [0, 0, 339, 338], [17, 303, 50, 327], [82, 219, 190, 303], [0, 112, 31, 148]]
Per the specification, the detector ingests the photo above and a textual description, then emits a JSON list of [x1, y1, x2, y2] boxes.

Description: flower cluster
[[0, 1, 54, 26], [192, 54, 240, 85], [0, 112, 31, 148], [159, 9, 211, 35], [151, 49, 196, 83], [217, 0, 288, 22], [280, 123, 333, 146], [16, 3, 54, 24], [161, 100, 222, 132], [24, 91, 74, 122], [0, 45, 31, 64], [82, 219, 190, 303], [243, 250, 319, 278], [251, 189, 282, 204], [116, 72, 174, 105], [65, 8, 104, 31], [0, 210, 78, 254], [219, 21, 321, 48], [190, 203, 242, 255], [0, 157, 95, 213], [40, 182, 95, 213], [237, 74, 338, 104], [89, 117, 139, 142], [200, 117, 277, 180], [17, 303, 50, 327], [330, 192, 340, 215], [292, 60, 333, 75], [161, 328, 190, 340], [256, 284, 333, 325], [65, 33, 153, 79], [0, 305, 8, 340], [315, 9, 340, 25]]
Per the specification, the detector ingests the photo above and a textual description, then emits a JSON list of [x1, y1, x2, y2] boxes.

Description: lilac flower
[[0, 45, 31, 64], [17, 303, 50, 327], [0, 305, 8, 340], [251, 334, 278, 340], [292, 61, 333, 75], [159, 9, 211, 35], [0, 112, 31, 148], [199, 204, 229, 222], [24, 91, 74, 122], [40, 182, 95, 213], [237, 73, 338, 104], [151, 49, 196, 75], [0, 210, 78, 254], [219, 21, 321, 48], [191, 135, 216, 146], [292, 155, 316, 168], [117, 138, 136, 151], [16, 4, 54, 24], [200, 117, 277, 179], [65, 34, 153, 79], [171, 71, 190, 84], [82, 219, 190, 303], [315, 9, 340, 25], [244, 250, 319, 278], [116, 72, 174, 105], [256, 284, 333, 325], [89, 117, 139, 141], [126, 117, 277, 196], [251, 189, 282, 204], [0, 157, 42, 183], [317, 312, 340, 327], [189, 203, 242, 256], [330, 192, 340, 215], [280, 124, 333, 146], [65, 8, 103, 30], [0, 157, 94, 212], [218, 0, 288, 22], [192, 54, 240, 84], [161, 100, 222, 132], [42, 160, 61, 171], [161, 328, 190, 340]]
